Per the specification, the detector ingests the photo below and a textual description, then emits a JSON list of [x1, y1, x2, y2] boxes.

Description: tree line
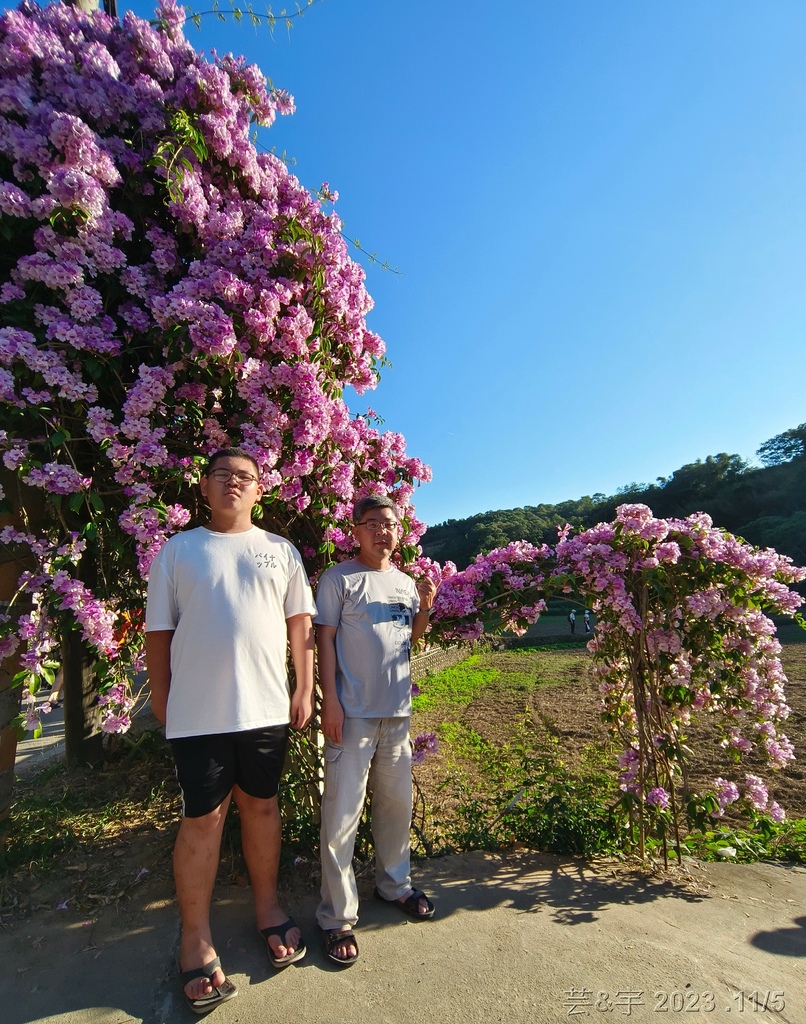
[[421, 422, 806, 570]]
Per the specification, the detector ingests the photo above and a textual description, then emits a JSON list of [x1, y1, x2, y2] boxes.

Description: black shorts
[[170, 724, 289, 818]]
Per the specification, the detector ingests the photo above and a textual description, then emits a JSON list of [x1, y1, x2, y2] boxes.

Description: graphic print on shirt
[[389, 595, 413, 656]]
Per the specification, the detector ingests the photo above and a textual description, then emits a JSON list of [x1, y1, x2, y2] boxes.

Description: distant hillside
[[421, 423, 806, 569]]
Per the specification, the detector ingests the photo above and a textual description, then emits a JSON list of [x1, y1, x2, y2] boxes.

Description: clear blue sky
[[130, 0, 806, 528]]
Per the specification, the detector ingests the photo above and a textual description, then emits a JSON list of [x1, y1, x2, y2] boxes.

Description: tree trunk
[[0, 664, 22, 853], [62, 628, 103, 767], [0, 516, 31, 853], [62, 544, 103, 767]]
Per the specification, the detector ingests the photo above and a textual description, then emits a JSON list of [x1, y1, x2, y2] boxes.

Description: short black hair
[[205, 447, 260, 477], [353, 493, 396, 524]]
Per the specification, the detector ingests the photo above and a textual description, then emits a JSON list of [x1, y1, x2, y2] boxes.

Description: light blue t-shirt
[[314, 559, 419, 718]]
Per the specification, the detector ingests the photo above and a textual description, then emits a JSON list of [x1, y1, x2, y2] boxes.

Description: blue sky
[[131, 0, 806, 527]]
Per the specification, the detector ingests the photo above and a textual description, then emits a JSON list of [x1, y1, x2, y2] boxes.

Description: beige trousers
[[317, 716, 413, 930]]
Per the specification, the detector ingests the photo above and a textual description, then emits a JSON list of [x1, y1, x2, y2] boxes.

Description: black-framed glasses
[[356, 518, 399, 532], [208, 469, 258, 485]]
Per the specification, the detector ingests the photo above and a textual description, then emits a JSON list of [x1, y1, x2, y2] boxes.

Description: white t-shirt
[[314, 559, 419, 718], [145, 526, 316, 739]]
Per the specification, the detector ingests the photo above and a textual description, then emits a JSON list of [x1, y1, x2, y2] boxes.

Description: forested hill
[[421, 423, 806, 570]]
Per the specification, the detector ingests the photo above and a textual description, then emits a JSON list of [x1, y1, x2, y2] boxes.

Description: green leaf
[[85, 358, 103, 381]]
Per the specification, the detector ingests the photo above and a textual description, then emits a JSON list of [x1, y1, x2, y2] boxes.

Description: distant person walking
[[568, 609, 576, 634], [584, 610, 591, 634]]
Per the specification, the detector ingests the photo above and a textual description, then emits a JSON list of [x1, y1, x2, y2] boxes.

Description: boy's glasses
[[208, 469, 258, 485]]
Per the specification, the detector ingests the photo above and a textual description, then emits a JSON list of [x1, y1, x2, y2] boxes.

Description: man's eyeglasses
[[356, 518, 399, 532], [208, 469, 258, 485]]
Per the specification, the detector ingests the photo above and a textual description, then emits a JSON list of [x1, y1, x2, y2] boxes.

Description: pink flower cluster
[[711, 777, 740, 817], [0, 523, 132, 735], [50, 571, 117, 655], [430, 541, 551, 640], [97, 681, 135, 734], [412, 731, 439, 766], [646, 787, 671, 810]]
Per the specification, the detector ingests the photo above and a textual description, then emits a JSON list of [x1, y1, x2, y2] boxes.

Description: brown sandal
[[321, 927, 359, 966]]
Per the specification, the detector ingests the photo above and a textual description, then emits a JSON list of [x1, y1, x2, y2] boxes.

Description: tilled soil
[[412, 638, 806, 826]]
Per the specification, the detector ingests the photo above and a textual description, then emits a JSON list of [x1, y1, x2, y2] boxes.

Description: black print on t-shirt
[[254, 552, 278, 569], [389, 601, 412, 657], [389, 601, 412, 629]]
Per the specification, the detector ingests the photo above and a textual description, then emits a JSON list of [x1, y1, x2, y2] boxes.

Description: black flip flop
[[180, 956, 238, 1015], [374, 886, 435, 920], [258, 917, 307, 968]]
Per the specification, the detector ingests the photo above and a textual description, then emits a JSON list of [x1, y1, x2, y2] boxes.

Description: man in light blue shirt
[[315, 494, 438, 965]]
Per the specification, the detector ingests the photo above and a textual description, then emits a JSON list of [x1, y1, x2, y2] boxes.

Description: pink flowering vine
[[0, 0, 430, 738], [427, 504, 805, 858], [553, 504, 805, 859]]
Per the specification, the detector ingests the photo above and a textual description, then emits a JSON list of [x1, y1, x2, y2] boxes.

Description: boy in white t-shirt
[[145, 448, 316, 1013], [315, 494, 438, 965]]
